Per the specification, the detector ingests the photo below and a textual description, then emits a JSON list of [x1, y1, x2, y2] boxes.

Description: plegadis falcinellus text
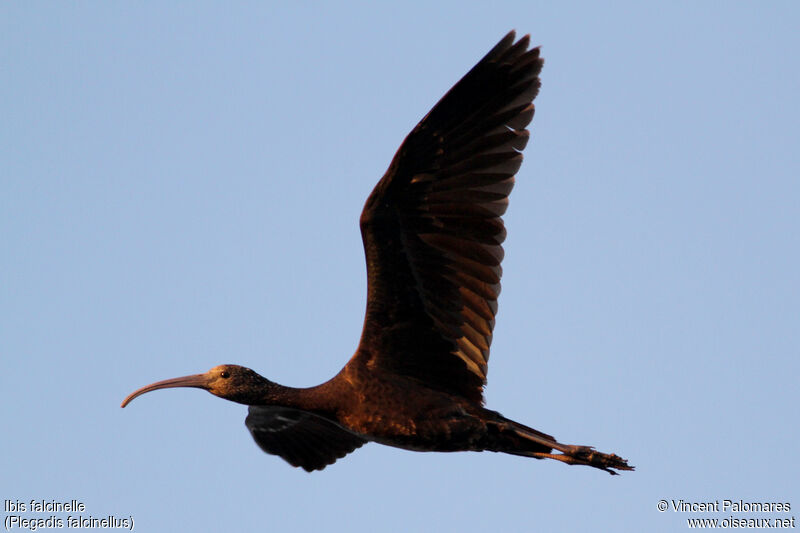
[[122, 31, 633, 475]]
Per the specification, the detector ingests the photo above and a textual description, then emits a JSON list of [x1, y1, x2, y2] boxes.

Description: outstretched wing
[[245, 406, 367, 472], [354, 31, 543, 404]]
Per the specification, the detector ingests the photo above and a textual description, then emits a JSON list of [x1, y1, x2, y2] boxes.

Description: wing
[[354, 31, 543, 404], [245, 406, 367, 472]]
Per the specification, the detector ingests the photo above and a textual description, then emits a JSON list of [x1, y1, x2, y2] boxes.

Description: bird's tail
[[490, 415, 634, 475]]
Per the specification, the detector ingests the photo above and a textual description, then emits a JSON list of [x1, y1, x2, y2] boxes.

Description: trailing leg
[[489, 415, 634, 475]]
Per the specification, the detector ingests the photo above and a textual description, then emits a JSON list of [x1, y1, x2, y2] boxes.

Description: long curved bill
[[121, 373, 210, 408]]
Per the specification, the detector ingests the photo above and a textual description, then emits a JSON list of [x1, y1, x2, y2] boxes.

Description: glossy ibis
[[122, 31, 633, 475]]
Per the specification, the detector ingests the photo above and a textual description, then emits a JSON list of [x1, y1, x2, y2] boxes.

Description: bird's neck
[[224, 373, 330, 413], [257, 382, 323, 411]]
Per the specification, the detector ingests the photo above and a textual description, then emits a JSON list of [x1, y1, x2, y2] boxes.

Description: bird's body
[[122, 31, 633, 475], [301, 363, 505, 453]]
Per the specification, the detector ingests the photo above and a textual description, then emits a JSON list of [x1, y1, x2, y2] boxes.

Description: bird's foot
[[532, 445, 634, 475]]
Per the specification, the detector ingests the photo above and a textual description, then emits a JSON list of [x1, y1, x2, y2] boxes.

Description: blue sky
[[2, 2, 798, 532]]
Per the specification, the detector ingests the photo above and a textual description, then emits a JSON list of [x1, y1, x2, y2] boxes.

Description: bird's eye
[[220, 371, 230, 379]]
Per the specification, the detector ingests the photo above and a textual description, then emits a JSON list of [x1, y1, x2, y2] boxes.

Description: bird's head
[[121, 364, 272, 407]]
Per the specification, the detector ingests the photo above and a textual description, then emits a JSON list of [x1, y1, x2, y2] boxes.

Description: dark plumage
[[122, 31, 633, 475]]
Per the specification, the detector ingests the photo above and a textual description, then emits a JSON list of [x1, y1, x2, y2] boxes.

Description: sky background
[[2, 2, 798, 532]]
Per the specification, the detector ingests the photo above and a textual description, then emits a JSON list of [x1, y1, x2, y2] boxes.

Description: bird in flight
[[122, 31, 633, 475]]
